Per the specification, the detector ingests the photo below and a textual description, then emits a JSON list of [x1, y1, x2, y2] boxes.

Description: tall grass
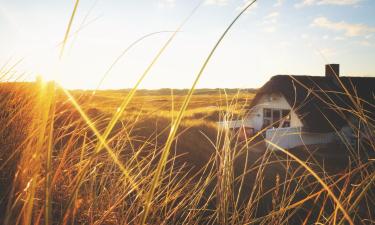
[[1, 0, 374, 224]]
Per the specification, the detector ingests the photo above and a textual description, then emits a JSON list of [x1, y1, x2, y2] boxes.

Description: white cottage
[[226, 64, 375, 150]]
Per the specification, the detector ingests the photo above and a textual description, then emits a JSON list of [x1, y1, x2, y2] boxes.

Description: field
[[0, 82, 373, 225], [1, 1, 375, 224]]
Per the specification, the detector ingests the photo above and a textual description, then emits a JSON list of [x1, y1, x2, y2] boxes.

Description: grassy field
[[0, 82, 373, 224], [0, 1, 374, 224]]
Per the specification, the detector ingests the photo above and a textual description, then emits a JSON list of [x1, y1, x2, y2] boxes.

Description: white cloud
[[317, 0, 361, 5], [263, 11, 279, 24], [263, 26, 276, 33], [318, 48, 337, 57], [157, 0, 175, 8], [311, 17, 375, 37], [261, 11, 280, 32], [235, 1, 258, 14], [205, 0, 229, 6], [265, 12, 279, 19], [274, 0, 283, 7], [295, 0, 361, 8], [295, 0, 316, 8]]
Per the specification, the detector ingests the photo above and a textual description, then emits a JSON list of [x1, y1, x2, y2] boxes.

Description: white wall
[[266, 127, 338, 149], [217, 119, 253, 129], [245, 93, 303, 131], [217, 93, 303, 131]]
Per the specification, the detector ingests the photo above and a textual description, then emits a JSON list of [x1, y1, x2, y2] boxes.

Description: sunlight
[[1, 1, 374, 224]]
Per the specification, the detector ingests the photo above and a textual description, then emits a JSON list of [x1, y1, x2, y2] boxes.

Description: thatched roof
[[250, 75, 375, 132]]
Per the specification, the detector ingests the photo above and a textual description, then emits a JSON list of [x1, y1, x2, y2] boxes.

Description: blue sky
[[0, 0, 374, 89]]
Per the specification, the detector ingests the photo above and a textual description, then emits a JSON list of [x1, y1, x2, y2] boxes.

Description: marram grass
[[0, 0, 374, 224]]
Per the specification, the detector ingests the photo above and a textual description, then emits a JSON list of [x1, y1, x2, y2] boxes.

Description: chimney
[[325, 64, 339, 80]]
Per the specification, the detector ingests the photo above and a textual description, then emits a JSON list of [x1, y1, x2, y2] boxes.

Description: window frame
[[263, 108, 291, 128]]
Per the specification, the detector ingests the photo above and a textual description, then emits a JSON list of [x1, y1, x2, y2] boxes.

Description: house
[[224, 64, 375, 150]]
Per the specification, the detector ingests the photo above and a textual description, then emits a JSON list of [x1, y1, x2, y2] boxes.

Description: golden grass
[[1, 0, 374, 223], [1, 81, 373, 224]]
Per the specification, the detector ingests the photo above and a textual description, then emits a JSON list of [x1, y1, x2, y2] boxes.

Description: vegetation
[[0, 81, 374, 224], [0, 0, 374, 224]]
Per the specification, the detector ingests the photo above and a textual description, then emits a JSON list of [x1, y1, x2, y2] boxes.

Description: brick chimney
[[325, 64, 339, 80]]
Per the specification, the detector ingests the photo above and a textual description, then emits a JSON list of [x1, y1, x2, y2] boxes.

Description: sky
[[0, 0, 375, 89]]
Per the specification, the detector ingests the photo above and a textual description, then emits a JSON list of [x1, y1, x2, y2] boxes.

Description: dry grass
[[0, 83, 373, 224], [1, 0, 374, 224]]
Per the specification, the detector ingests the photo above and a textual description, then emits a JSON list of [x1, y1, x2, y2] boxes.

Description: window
[[264, 108, 271, 117], [263, 108, 272, 129], [272, 110, 281, 127], [263, 108, 291, 128]]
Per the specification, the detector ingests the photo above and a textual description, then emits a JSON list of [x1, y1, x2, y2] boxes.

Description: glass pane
[[272, 110, 280, 120], [264, 108, 271, 117]]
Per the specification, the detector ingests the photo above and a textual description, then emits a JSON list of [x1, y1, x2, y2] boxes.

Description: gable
[[247, 92, 303, 131]]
